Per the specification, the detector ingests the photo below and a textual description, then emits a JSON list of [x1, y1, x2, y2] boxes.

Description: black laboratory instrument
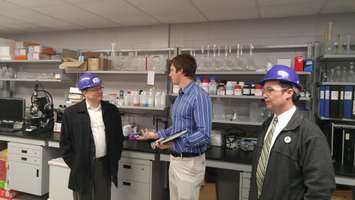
[[25, 84, 54, 133]]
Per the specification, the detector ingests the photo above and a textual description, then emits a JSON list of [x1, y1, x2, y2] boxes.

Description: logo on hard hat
[[92, 77, 101, 84], [277, 71, 289, 79]]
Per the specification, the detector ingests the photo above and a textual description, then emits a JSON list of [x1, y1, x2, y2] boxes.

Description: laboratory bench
[[0, 131, 354, 200]]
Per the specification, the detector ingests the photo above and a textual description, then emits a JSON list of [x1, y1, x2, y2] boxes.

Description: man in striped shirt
[[138, 54, 212, 200]]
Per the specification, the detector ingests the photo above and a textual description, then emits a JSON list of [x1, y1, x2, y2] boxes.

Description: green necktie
[[256, 117, 278, 198]]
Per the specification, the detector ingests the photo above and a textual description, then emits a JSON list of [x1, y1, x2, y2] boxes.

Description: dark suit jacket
[[60, 100, 124, 193]]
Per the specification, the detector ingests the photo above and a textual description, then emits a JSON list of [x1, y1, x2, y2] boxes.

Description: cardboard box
[[88, 58, 100, 71], [60, 61, 87, 72], [199, 183, 217, 200], [0, 47, 12, 61], [331, 190, 353, 200]]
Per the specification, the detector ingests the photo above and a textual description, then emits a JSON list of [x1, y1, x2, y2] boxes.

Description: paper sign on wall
[[147, 71, 155, 85]]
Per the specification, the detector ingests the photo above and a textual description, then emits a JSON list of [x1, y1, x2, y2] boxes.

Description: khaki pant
[[169, 154, 206, 200]]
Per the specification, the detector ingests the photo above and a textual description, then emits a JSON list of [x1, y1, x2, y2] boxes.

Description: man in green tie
[[249, 65, 335, 200]]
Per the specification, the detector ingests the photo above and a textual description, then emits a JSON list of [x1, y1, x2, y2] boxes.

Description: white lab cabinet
[[48, 158, 72, 200], [112, 157, 152, 200], [48, 151, 154, 200], [7, 142, 58, 196]]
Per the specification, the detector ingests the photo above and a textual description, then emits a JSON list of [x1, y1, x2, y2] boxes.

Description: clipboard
[[159, 130, 188, 144]]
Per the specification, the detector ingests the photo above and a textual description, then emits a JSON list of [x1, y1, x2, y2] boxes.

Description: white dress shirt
[[265, 106, 296, 151], [86, 101, 106, 158]]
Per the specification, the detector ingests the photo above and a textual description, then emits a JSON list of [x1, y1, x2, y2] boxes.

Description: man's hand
[[136, 128, 158, 140], [155, 140, 172, 150], [151, 138, 172, 150]]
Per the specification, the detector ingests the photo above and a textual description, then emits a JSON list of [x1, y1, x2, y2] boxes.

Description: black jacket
[[249, 109, 335, 200], [60, 100, 124, 193]]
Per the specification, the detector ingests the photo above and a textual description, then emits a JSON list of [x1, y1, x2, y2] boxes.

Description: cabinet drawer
[[8, 143, 42, 158], [116, 179, 150, 200], [8, 154, 41, 166], [118, 161, 151, 183]]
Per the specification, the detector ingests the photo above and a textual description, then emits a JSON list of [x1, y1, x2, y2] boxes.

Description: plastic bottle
[[250, 83, 255, 96], [254, 85, 262, 96], [133, 91, 140, 106], [148, 88, 155, 107], [123, 90, 129, 106], [347, 62, 355, 82], [225, 81, 234, 95], [155, 91, 161, 108], [208, 77, 217, 95], [160, 91, 166, 108], [242, 82, 251, 96], [217, 83, 226, 96], [234, 84, 242, 96], [201, 77, 209, 93], [140, 91, 148, 107], [195, 76, 202, 87], [334, 66, 342, 82]]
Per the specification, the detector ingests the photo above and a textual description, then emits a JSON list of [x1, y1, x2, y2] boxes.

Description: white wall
[[170, 13, 355, 48], [2, 13, 355, 128], [6, 13, 355, 50], [5, 25, 169, 50]]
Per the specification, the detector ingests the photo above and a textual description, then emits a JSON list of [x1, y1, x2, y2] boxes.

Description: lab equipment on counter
[[25, 84, 54, 133]]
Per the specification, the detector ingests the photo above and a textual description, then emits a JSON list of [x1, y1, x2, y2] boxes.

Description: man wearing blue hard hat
[[248, 65, 335, 200], [60, 73, 124, 200]]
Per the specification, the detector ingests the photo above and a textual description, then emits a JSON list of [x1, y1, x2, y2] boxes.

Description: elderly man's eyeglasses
[[262, 86, 289, 95]]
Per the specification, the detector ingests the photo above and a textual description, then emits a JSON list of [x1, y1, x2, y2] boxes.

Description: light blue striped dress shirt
[[158, 81, 212, 154]]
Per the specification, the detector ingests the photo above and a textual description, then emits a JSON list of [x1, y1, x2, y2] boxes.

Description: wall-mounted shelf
[[0, 60, 62, 63], [117, 105, 166, 111], [65, 70, 166, 75], [181, 44, 308, 52], [318, 54, 355, 62], [170, 93, 311, 101], [195, 71, 311, 75], [89, 48, 176, 53], [319, 116, 355, 122], [319, 82, 355, 86], [212, 119, 263, 126], [0, 78, 61, 82]]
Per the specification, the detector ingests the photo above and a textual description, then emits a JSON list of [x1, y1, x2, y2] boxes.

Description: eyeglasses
[[86, 86, 104, 92], [262, 86, 288, 95]]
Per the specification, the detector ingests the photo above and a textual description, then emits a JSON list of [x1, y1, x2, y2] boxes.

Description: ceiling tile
[[260, 3, 321, 18], [27, 3, 119, 28], [320, 0, 355, 14], [258, 0, 323, 6], [125, 0, 206, 23], [193, 0, 256, 9], [192, 0, 258, 20], [0, 16, 47, 34], [6, 0, 64, 7], [0, 1, 80, 30], [74, 0, 159, 25]]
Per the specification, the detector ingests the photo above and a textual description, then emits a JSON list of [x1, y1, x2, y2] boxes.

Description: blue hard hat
[[260, 65, 301, 88], [77, 73, 102, 90]]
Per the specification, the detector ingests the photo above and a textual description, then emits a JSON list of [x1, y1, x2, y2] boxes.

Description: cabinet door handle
[[21, 157, 27, 161], [122, 181, 131, 186], [123, 164, 131, 169], [21, 150, 27, 153], [36, 169, 39, 177]]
